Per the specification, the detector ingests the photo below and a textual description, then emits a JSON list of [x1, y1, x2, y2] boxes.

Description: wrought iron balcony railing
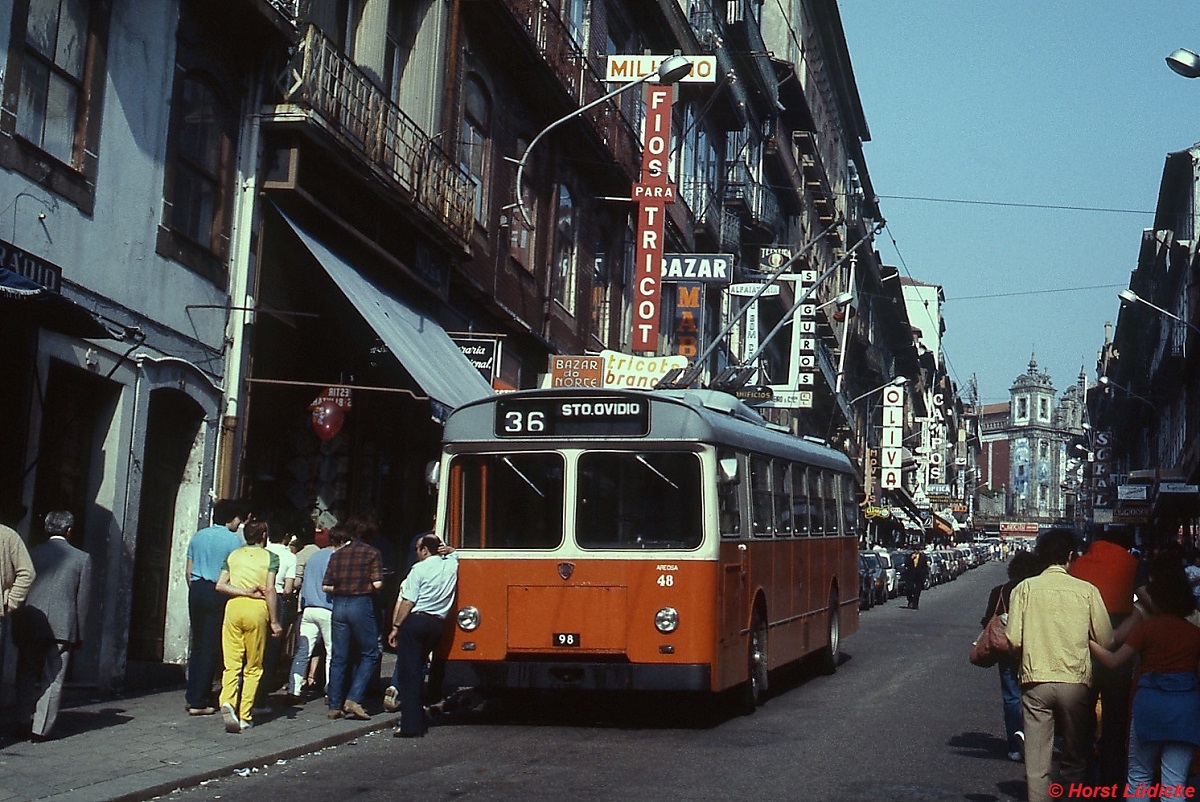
[[502, 0, 640, 179], [278, 25, 476, 246]]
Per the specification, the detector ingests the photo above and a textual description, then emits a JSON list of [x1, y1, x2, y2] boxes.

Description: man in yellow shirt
[[216, 520, 282, 733], [1007, 529, 1113, 802]]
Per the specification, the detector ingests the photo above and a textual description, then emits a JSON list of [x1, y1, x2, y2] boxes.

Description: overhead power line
[[875, 194, 1153, 216]]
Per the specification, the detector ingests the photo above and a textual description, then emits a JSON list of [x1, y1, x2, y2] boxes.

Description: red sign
[[631, 84, 675, 352]]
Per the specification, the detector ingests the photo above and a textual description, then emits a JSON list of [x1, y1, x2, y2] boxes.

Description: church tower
[[1007, 354, 1063, 518]]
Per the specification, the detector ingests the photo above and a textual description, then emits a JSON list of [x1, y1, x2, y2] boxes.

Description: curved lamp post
[[848, 375, 906, 405], [512, 54, 694, 228], [1097, 375, 1156, 409], [1117, 288, 1200, 336]]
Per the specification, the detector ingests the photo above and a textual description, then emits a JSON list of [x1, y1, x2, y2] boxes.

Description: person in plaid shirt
[[321, 518, 383, 720]]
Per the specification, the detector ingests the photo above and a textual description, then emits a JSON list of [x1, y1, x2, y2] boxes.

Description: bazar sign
[[605, 55, 718, 84], [661, 253, 733, 283], [548, 355, 604, 389]]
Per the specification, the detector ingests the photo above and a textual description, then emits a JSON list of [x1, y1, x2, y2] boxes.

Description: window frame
[[550, 182, 578, 315], [0, 0, 112, 214]]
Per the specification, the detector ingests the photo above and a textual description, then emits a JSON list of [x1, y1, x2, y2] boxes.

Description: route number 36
[[503, 410, 545, 433]]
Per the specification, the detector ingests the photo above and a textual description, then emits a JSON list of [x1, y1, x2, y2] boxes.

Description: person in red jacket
[[1069, 525, 1138, 784]]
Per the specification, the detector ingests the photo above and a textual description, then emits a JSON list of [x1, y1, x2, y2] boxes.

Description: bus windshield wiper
[[502, 457, 545, 497], [636, 455, 679, 490]]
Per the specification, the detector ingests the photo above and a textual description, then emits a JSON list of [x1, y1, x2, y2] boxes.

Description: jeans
[[1126, 719, 1193, 794], [328, 595, 380, 710], [186, 580, 227, 709], [998, 658, 1022, 751]]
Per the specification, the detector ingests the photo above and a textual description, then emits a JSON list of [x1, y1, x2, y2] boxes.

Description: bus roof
[[444, 388, 854, 473]]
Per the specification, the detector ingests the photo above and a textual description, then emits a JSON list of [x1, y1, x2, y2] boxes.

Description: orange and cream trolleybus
[[436, 387, 860, 707]]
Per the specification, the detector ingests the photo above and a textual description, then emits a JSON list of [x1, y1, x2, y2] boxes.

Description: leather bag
[[969, 593, 1010, 668]]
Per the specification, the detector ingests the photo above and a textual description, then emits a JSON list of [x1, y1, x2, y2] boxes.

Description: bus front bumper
[[443, 660, 711, 692]]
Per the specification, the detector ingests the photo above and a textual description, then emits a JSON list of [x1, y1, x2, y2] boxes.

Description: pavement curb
[[56, 716, 397, 802]]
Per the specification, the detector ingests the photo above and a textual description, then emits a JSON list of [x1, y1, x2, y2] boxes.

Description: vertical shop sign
[[672, 283, 704, 358], [631, 84, 675, 352], [880, 384, 904, 489]]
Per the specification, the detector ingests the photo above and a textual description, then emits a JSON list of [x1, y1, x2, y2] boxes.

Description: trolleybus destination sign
[[495, 396, 650, 438]]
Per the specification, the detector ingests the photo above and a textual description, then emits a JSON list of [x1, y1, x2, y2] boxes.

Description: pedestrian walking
[[1007, 528, 1113, 802], [904, 549, 930, 609], [1090, 554, 1200, 791], [1069, 525, 1139, 783], [12, 511, 91, 741], [184, 499, 251, 715], [215, 519, 282, 733], [287, 530, 339, 699], [322, 516, 383, 721], [979, 550, 1041, 762], [0, 501, 35, 636], [387, 534, 457, 738], [257, 514, 297, 705]]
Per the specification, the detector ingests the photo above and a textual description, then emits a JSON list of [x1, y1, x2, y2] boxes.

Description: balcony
[[501, 0, 640, 180], [273, 24, 475, 247], [724, 159, 781, 240]]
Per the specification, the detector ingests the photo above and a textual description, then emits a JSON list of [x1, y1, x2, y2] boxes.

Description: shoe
[[187, 706, 217, 716], [1015, 730, 1025, 758], [1007, 751, 1021, 762], [393, 730, 424, 738], [342, 700, 371, 720], [221, 703, 240, 733], [239, 719, 254, 732], [383, 686, 399, 712], [282, 694, 304, 706], [327, 709, 344, 719]]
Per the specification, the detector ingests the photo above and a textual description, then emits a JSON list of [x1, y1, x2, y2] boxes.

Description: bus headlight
[[654, 607, 679, 634], [457, 606, 481, 631]]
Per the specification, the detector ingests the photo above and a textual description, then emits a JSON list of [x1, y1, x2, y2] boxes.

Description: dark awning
[[280, 212, 494, 414], [0, 267, 114, 338]]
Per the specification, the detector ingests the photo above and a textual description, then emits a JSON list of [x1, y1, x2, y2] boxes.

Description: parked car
[[926, 551, 946, 586], [876, 549, 900, 598], [861, 550, 888, 606], [858, 554, 875, 610], [891, 550, 911, 595]]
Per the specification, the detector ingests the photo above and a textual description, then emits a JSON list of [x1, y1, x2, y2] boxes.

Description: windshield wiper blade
[[636, 455, 679, 490], [501, 457, 545, 497]]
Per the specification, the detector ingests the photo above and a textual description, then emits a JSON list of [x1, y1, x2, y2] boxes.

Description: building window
[[552, 184, 577, 314], [461, 76, 491, 224], [156, 5, 244, 284], [1016, 397, 1028, 419], [0, 0, 111, 213], [1039, 397, 1049, 420], [561, 0, 587, 50]]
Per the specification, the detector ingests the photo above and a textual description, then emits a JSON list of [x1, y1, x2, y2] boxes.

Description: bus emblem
[[557, 562, 575, 580]]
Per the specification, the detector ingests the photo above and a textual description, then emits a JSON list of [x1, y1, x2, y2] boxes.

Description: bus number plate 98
[[554, 632, 580, 647]]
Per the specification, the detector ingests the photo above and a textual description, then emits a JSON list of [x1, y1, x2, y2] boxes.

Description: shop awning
[[0, 267, 115, 339], [280, 212, 494, 414]]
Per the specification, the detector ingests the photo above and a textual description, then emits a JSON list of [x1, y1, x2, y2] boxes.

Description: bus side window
[[821, 470, 837, 537], [774, 460, 792, 537], [751, 456, 773, 537], [717, 449, 741, 537], [841, 474, 860, 539], [809, 468, 826, 535], [791, 465, 809, 537]]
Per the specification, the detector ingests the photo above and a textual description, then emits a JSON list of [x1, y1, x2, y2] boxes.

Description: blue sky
[[838, 2, 1200, 405]]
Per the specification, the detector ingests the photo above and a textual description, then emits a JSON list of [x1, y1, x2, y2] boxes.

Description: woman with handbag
[[980, 551, 1041, 762]]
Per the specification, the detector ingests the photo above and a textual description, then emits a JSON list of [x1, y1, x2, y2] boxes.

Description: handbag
[[969, 592, 1010, 668]]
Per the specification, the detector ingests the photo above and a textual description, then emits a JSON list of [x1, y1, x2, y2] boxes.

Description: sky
[[837, 2, 1200, 405]]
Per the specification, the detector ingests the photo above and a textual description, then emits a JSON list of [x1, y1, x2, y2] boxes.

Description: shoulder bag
[[969, 592, 1010, 668]]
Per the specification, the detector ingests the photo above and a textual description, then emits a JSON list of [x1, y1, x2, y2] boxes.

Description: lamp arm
[[513, 74, 655, 228]]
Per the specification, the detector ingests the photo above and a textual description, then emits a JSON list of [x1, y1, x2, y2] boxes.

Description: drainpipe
[[217, 71, 266, 500]]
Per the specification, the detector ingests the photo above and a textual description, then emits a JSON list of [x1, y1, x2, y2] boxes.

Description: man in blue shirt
[[386, 534, 457, 737], [287, 537, 338, 699], [184, 499, 251, 715]]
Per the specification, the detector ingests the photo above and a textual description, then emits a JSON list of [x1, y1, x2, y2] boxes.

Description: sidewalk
[[0, 653, 398, 802]]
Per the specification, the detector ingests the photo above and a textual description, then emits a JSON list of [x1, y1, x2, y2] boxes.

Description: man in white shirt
[[386, 535, 457, 738], [256, 518, 298, 706]]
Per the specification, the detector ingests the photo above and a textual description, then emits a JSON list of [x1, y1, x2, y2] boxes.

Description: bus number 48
[[656, 574, 674, 587]]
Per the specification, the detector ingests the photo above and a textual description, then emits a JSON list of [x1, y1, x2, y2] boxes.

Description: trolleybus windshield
[[576, 451, 702, 550], [452, 452, 564, 549]]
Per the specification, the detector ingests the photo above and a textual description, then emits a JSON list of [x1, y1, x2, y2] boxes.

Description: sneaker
[[221, 703, 240, 733], [187, 706, 217, 716], [1007, 751, 1021, 762], [383, 686, 399, 713], [239, 719, 254, 732], [1015, 730, 1025, 758]]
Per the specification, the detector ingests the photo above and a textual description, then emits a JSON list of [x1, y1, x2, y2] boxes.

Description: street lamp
[[848, 375, 906, 405], [1167, 48, 1200, 78], [511, 54, 694, 228], [1117, 289, 1200, 335]]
